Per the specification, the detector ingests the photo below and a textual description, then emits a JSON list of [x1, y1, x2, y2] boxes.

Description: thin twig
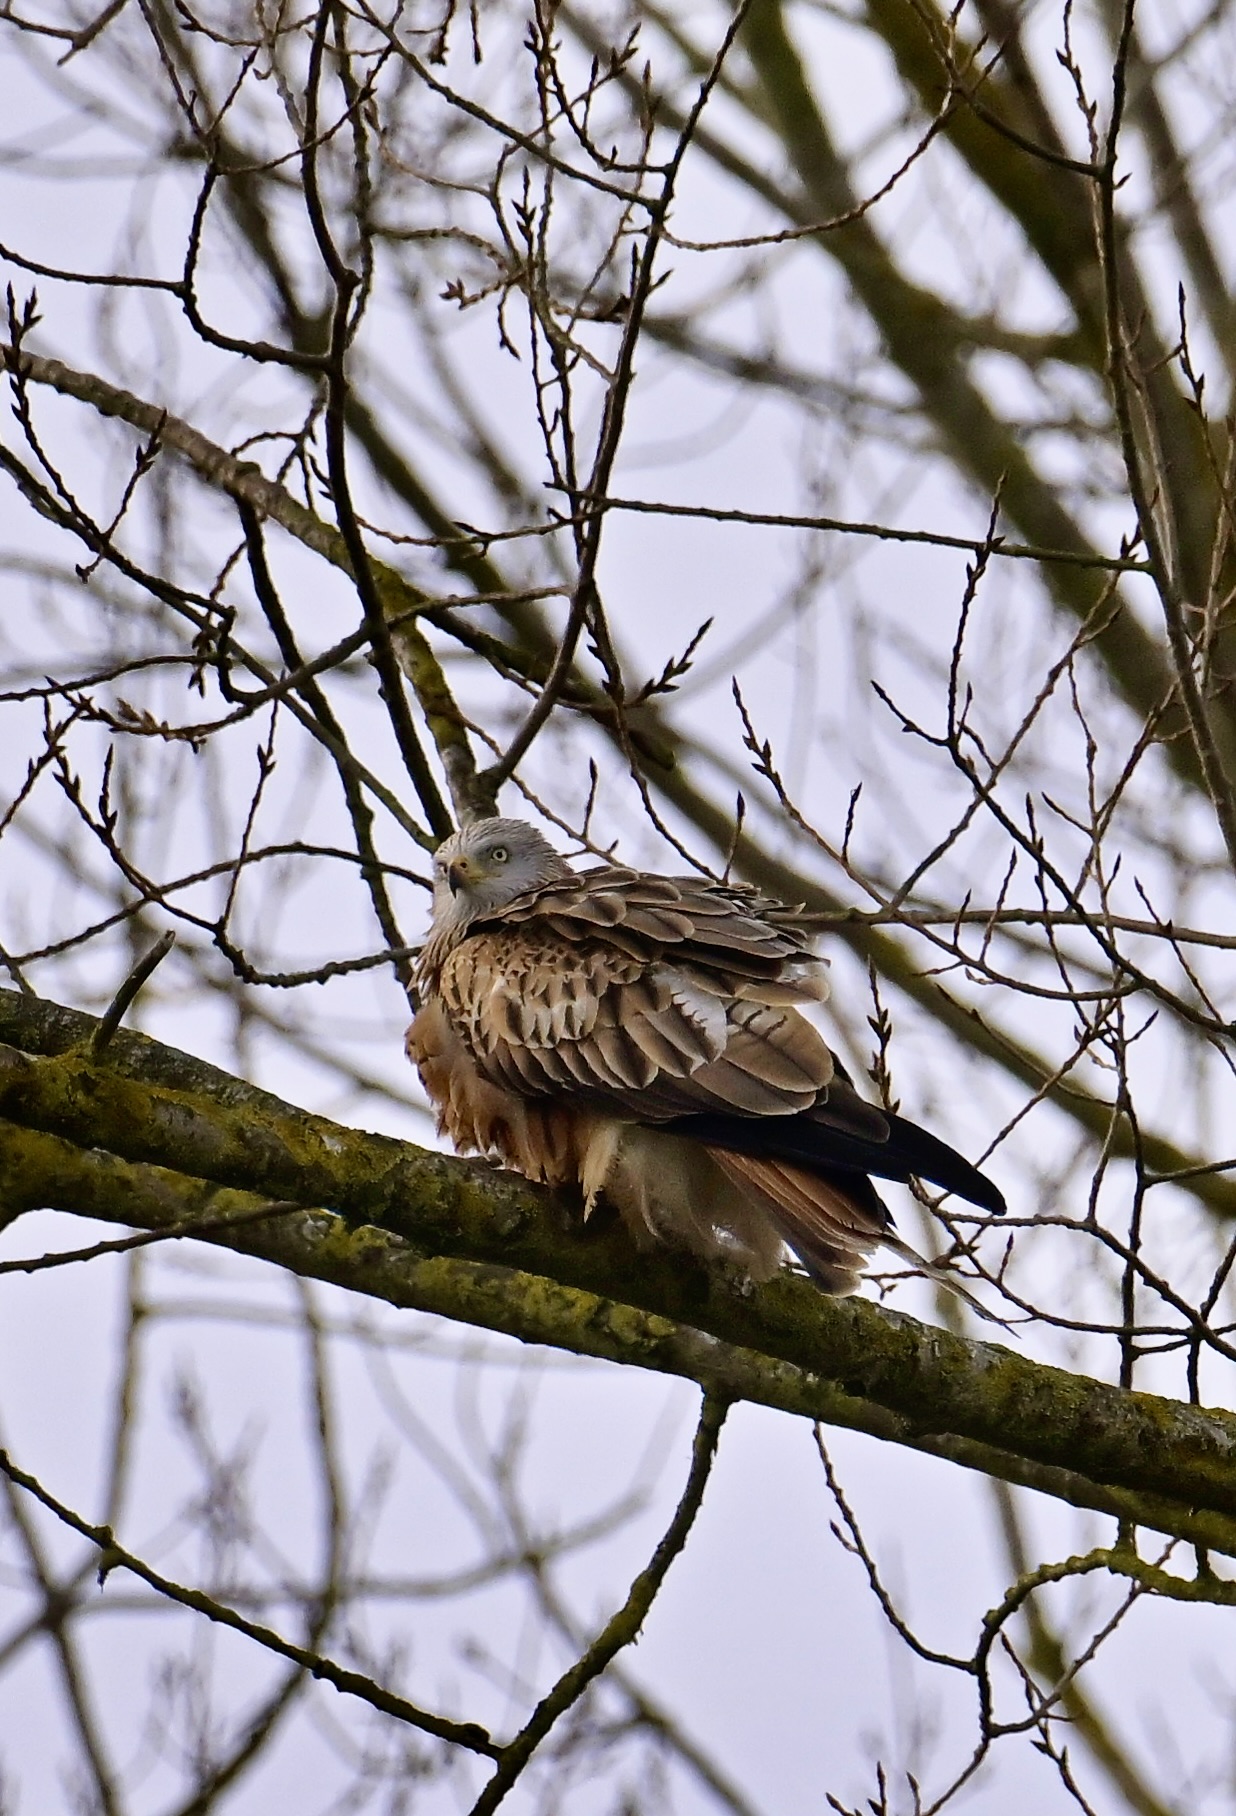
[[90, 931, 175, 1055], [0, 1447, 501, 1756], [468, 1394, 729, 1813]]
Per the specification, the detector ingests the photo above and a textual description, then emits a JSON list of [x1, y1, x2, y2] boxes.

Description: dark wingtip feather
[[665, 1106, 1006, 1216], [883, 1113, 1006, 1215]]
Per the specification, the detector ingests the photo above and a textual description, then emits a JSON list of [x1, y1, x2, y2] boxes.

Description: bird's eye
[[490, 845, 509, 864]]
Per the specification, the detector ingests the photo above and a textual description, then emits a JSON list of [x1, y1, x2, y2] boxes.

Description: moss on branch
[[3, 1114, 1236, 1556], [2, 991, 1236, 1556]]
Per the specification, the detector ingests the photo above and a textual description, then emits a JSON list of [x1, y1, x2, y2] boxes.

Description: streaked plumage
[[407, 819, 1005, 1293]]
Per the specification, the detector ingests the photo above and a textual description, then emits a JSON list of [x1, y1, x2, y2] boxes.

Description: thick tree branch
[[2, 991, 1236, 1557]]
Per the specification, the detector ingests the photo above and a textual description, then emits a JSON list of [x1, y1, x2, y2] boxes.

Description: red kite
[[408, 819, 1004, 1291]]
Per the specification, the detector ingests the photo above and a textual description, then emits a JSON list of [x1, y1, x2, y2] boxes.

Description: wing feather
[[436, 923, 1001, 1194], [436, 919, 838, 1121], [494, 868, 819, 981], [625, 1010, 709, 1073], [589, 1025, 658, 1090], [717, 1003, 834, 1091], [672, 1057, 817, 1116]]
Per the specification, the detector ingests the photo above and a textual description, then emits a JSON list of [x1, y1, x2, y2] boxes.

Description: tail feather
[[707, 1145, 1011, 1319], [707, 1149, 888, 1294], [668, 1101, 1005, 1216]]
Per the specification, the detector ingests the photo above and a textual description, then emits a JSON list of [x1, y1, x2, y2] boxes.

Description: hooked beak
[[447, 857, 467, 896]]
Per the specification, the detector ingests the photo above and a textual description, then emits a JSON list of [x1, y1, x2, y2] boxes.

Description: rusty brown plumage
[[407, 820, 1004, 1293]]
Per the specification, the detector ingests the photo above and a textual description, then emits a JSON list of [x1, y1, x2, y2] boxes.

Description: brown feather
[[706, 1148, 887, 1293], [624, 1009, 707, 1073], [436, 924, 839, 1121], [677, 1057, 816, 1116], [716, 1003, 835, 1091], [590, 1024, 657, 1090], [406, 999, 580, 1187]]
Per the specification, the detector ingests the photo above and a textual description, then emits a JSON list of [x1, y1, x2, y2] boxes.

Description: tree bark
[[3, 989, 1235, 1558]]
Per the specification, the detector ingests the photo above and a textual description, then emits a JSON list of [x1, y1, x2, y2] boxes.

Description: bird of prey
[[407, 818, 1005, 1293]]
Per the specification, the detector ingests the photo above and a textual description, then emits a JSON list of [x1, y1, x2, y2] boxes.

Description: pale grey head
[[419, 818, 571, 982]]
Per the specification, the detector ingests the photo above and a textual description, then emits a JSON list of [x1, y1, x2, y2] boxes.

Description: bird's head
[[425, 818, 571, 958]]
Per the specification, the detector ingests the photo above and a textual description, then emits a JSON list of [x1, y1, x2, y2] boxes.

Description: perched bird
[[407, 817, 1005, 1293]]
